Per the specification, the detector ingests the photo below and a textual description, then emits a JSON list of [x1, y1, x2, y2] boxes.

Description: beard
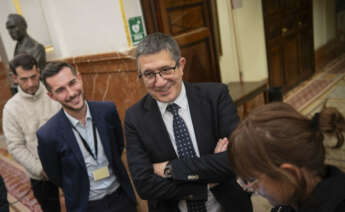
[[21, 84, 39, 95], [62, 93, 86, 112]]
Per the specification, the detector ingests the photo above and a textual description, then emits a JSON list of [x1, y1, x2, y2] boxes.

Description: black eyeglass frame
[[138, 58, 180, 79]]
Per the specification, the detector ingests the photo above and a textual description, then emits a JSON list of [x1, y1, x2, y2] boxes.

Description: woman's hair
[[228, 102, 345, 204]]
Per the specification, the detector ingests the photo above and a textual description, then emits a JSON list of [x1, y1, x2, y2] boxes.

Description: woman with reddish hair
[[228, 102, 345, 212]]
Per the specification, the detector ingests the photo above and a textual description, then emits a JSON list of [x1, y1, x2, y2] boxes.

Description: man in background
[[2, 54, 61, 211]]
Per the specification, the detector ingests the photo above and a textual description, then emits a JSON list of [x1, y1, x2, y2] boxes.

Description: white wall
[[217, 0, 240, 82], [217, 0, 268, 83], [0, 0, 144, 60], [41, 0, 128, 59], [313, 0, 337, 49]]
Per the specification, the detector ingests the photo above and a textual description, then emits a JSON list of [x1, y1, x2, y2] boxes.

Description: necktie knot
[[166, 103, 180, 116]]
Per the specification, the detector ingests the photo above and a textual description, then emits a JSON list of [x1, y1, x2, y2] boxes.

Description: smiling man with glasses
[[125, 32, 252, 212]]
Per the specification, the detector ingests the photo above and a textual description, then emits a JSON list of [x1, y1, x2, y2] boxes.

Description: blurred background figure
[[228, 102, 345, 212], [2, 54, 61, 212]]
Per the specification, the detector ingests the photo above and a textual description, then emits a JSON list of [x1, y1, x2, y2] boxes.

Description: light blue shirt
[[64, 102, 119, 201]]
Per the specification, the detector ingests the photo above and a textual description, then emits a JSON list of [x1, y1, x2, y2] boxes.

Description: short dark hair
[[135, 32, 181, 73], [41, 62, 77, 91], [6, 14, 27, 29], [9, 53, 38, 75]]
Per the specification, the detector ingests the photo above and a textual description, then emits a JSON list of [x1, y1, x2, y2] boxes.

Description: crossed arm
[[153, 137, 231, 181], [125, 120, 208, 201]]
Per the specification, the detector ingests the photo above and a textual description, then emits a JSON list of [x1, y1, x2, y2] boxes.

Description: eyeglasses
[[139, 59, 180, 83], [237, 177, 258, 193]]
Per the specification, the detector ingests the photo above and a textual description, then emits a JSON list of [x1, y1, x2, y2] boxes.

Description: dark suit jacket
[[37, 101, 136, 212], [125, 82, 252, 212]]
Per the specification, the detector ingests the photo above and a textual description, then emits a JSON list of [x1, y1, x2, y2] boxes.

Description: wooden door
[[298, 6, 315, 80], [281, 15, 300, 88], [262, 0, 315, 91], [140, 0, 221, 82]]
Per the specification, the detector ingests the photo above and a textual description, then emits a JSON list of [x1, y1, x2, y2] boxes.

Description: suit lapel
[[144, 95, 177, 159], [185, 83, 211, 156], [89, 103, 113, 163], [58, 110, 87, 169]]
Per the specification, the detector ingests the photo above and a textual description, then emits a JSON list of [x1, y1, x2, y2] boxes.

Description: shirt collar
[[17, 81, 45, 100], [64, 101, 92, 128], [157, 82, 187, 114]]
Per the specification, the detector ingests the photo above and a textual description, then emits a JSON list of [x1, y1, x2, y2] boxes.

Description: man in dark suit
[[37, 62, 137, 212], [125, 32, 252, 212]]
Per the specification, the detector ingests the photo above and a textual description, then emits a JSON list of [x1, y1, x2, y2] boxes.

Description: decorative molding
[[62, 51, 137, 74], [13, 0, 23, 14], [119, 0, 133, 48]]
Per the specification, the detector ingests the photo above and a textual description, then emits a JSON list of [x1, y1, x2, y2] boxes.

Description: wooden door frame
[[140, 0, 222, 82]]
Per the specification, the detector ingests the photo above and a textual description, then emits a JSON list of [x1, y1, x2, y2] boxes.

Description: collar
[[299, 165, 345, 211], [64, 101, 92, 128], [157, 82, 187, 114], [17, 81, 45, 100]]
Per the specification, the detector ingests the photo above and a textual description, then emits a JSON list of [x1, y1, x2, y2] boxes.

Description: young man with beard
[[2, 54, 61, 211], [37, 62, 137, 212]]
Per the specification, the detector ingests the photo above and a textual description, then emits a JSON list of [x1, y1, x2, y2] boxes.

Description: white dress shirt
[[157, 83, 223, 212]]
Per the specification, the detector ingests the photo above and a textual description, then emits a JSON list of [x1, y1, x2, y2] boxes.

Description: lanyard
[[71, 123, 98, 161]]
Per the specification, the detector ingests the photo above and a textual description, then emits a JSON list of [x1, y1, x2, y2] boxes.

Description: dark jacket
[[37, 101, 136, 212], [0, 175, 9, 212], [271, 165, 345, 212], [126, 82, 252, 212]]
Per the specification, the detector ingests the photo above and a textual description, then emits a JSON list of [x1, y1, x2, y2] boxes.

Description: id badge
[[92, 166, 110, 181]]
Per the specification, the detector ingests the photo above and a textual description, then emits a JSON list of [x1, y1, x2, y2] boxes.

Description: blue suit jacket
[[37, 101, 136, 212]]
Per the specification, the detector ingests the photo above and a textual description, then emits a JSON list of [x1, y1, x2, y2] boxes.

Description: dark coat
[[125, 82, 252, 212], [0, 175, 9, 212]]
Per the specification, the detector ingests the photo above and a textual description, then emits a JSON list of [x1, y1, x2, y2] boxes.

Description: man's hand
[[153, 161, 169, 177], [209, 137, 229, 188], [214, 137, 229, 153]]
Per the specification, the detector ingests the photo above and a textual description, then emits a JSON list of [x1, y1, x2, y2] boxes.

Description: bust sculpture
[[6, 14, 46, 71]]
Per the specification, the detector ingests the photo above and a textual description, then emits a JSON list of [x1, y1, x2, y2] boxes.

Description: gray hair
[[135, 32, 181, 73]]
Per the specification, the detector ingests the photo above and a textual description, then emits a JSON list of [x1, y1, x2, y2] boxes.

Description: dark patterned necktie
[[167, 103, 207, 212]]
